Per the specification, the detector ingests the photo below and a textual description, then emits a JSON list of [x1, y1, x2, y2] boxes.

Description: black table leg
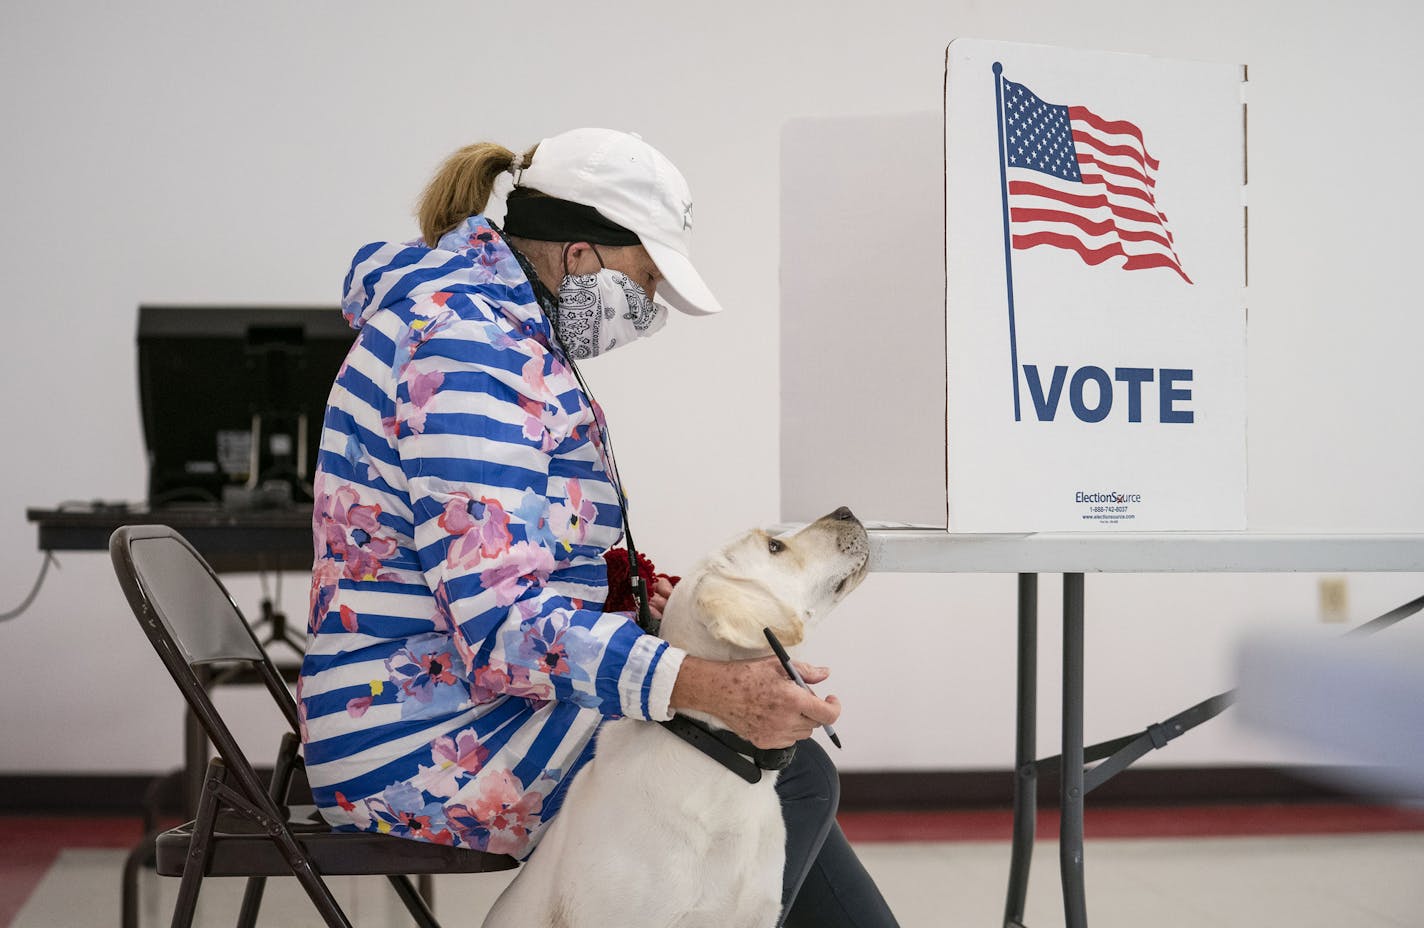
[[185, 668, 213, 817], [1004, 573, 1038, 928], [1061, 573, 1088, 927]]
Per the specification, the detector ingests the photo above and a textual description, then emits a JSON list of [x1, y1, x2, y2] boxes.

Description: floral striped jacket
[[299, 216, 683, 857]]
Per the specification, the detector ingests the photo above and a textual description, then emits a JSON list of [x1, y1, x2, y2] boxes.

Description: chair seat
[[155, 808, 519, 878]]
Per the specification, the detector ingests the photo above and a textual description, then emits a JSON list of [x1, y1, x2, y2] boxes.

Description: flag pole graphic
[[992, 61, 1022, 422]]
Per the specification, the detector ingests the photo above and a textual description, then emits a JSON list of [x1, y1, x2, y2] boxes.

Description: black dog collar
[[659, 715, 797, 785]]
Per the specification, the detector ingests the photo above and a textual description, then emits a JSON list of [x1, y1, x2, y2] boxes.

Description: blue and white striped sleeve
[[394, 310, 683, 722]]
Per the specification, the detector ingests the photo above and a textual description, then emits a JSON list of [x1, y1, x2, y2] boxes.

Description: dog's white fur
[[482, 510, 870, 928]]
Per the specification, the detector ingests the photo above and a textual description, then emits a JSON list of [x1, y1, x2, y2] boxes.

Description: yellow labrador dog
[[483, 507, 870, 928]]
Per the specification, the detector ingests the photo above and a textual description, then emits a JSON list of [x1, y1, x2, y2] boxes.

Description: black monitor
[[137, 306, 355, 508]]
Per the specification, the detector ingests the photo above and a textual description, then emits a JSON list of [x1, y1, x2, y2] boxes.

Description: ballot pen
[[763, 627, 842, 749]]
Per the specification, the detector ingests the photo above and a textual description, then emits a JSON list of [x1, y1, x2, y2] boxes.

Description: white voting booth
[[781, 38, 1424, 928], [782, 38, 1246, 534]]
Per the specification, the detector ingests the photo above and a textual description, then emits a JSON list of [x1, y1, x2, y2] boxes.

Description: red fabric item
[[603, 547, 680, 613]]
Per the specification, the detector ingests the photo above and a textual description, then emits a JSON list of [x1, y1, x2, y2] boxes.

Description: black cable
[[0, 553, 58, 622]]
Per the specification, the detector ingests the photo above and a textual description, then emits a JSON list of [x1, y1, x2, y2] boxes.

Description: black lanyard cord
[[500, 231, 658, 635], [565, 356, 658, 636]]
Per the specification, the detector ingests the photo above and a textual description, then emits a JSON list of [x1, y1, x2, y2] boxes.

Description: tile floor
[[8, 820, 1424, 927]]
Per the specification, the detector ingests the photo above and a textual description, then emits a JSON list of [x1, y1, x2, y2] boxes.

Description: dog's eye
[[767, 538, 786, 554]]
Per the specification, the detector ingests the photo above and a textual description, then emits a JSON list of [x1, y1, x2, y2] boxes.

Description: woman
[[302, 127, 897, 926]]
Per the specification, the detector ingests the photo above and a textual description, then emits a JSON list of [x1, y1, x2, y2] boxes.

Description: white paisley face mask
[[554, 269, 668, 360]]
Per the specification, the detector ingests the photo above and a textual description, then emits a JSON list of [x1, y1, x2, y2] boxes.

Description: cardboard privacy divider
[[780, 39, 1247, 532], [780, 112, 948, 529]]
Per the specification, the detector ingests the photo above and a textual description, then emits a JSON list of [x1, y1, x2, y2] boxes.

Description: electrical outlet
[[1318, 576, 1348, 623]]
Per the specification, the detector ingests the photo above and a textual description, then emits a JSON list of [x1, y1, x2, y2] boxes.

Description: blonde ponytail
[[417, 141, 538, 246]]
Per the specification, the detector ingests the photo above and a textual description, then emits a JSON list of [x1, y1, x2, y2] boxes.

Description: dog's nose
[[830, 506, 856, 521]]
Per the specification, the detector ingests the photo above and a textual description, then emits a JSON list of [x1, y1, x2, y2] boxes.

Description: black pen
[[763, 627, 842, 749]]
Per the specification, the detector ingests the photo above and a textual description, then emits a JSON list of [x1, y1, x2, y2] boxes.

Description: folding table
[[867, 529, 1424, 928]]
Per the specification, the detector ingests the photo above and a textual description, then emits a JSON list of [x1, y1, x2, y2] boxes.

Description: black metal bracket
[[1035, 591, 1424, 795], [1082, 691, 1236, 794]]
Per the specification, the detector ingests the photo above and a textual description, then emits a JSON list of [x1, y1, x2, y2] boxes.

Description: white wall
[[2, 0, 1422, 776]]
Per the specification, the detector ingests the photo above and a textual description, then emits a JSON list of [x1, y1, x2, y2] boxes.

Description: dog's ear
[[694, 572, 804, 649]]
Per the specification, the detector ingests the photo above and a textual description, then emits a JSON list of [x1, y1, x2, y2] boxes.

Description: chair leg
[[169, 763, 226, 928], [388, 874, 442, 928], [236, 731, 297, 928], [266, 831, 355, 928], [235, 877, 267, 928]]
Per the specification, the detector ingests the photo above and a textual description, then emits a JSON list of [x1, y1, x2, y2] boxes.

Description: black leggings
[[775, 739, 900, 928]]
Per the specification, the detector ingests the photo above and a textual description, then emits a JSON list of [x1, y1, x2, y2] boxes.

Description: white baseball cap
[[515, 128, 723, 317]]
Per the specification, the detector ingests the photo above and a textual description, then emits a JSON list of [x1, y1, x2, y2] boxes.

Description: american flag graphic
[[998, 74, 1191, 284]]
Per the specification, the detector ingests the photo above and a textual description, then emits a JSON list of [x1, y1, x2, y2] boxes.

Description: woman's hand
[[649, 576, 675, 620], [668, 656, 841, 749]]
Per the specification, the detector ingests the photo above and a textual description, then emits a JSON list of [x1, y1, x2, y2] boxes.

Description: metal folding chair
[[109, 524, 517, 927]]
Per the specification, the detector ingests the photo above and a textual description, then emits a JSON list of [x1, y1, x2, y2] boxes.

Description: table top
[[34, 509, 1424, 574], [27, 505, 311, 528], [865, 528, 1424, 573], [28, 504, 312, 573]]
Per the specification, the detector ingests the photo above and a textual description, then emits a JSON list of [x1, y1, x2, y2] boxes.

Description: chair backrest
[[121, 528, 266, 664], [109, 525, 300, 799]]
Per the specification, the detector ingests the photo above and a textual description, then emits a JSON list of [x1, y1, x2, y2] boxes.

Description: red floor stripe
[[837, 802, 1424, 843], [0, 816, 144, 928]]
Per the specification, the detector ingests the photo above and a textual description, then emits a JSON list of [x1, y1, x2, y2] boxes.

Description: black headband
[[502, 193, 641, 246]]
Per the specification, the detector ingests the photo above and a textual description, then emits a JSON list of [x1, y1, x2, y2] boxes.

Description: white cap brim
[[643, 238, 723, 316]]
